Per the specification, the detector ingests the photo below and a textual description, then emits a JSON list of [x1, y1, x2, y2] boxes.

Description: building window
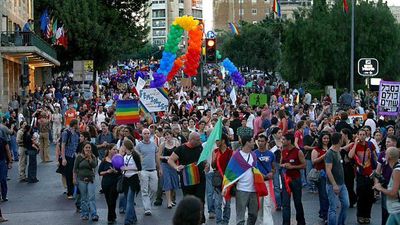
[[152, 0, 165, 3], [239, 9, 244, 15], [153, 29, 166, 37], [179, 0, 184, 3], [252, 8, 257, 15], [179, 9, 184, 17], [238, 0, 244, 3], [192, 9, 202, 19], [153, 38, 166, 46], [252, 0, 257, 3], [152, 9, 166, 18], [264, 0, 270, 3], [152, 20, 166, 28]]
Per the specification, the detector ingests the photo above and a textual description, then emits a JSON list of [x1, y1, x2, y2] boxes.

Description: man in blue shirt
[[22, 19, 33, 32], [255, 134, 275, 225]]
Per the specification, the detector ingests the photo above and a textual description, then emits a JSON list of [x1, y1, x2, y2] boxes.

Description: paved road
[[2, 144, 382, 225]]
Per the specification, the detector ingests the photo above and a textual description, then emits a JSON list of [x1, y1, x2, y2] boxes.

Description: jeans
[[386, 213, 400, 225], [119, 193, 127, 212], [214, 188, 230, 225], [326, 184, 349, 225], [0, 160, 8, 199], [306, 159, 316, 190], [206, 172, 215, 214], [382, 194, 389, 225], [139, 170, 158, 212], [10, 135, 18, 161], [282, 177, 305, 225], [273, 162, 282, 208], [26, 149, 37, 182], [236, 190, 258, 225], [103, 184, 118, 222], [78, 180, 97, 218], [316, 174, 329, 220], [124, 188, 137, 225]]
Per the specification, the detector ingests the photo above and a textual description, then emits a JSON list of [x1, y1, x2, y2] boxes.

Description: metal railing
[[0, 31, 57, 59]]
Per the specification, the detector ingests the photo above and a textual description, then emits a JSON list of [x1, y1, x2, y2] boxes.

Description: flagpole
[[350, 0, 355, 93]]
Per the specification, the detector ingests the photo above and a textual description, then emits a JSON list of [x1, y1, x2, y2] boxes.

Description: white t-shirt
[[247, 114, 255, 129], [236, 151, 256, 192], [124, 154, 138, 178]]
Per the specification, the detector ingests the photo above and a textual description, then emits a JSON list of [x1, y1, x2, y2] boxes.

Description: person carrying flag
[[222, 135, 268, 225]]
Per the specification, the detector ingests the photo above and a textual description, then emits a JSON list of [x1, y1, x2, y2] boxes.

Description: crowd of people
[[0, 66, 399, 225]]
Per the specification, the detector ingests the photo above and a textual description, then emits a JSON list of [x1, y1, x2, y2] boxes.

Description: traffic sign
[[206, 31, 216, 39], [358, 58, 378, 77]]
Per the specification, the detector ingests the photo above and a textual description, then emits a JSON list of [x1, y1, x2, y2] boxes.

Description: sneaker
[[92, 215, 99, 221], [67, 195, 74, 200], [81, 216, 89, 220], [0, 217, 8, 223], [2, 198, 8, 202], [209, 212, 215, 219], [144, 210, 152, 216]]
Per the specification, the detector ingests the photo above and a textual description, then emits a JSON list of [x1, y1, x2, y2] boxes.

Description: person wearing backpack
[[61, 119, 80, 199]]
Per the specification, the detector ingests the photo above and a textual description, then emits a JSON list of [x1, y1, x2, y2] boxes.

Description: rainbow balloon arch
[[150, 15, 245, 88]]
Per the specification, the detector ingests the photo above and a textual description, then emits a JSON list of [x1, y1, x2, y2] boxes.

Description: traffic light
[[21, 57, 30, 87], [205, 38, 216, 63]]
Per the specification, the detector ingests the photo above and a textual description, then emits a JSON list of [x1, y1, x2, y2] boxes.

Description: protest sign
[[140, 88, 169, 112], [378, 81, 400, 116]]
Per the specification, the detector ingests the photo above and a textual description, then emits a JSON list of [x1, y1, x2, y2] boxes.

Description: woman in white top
[[121, 139, 141, 225], [52, 107, 63, 144]]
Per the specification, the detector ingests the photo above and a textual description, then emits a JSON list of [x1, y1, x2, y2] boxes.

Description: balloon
[[112, 154, 124, 170], [222, 58, 246, 87]]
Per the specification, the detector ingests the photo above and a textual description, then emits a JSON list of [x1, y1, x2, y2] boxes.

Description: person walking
[[121, 139, 142, 225], [0, 135, 11, 202], [281, 133, 306, 225], [17, 121, 28, 182], [222, 135, 268, 225], [168, 132, 207, 224], [212, 134, 233, 225], [158, 130, 179, 208], [52, 107, 63, 144], [373, 147, 400, 225], [136, 128, 160, 216], [311, 132, 330, 223], [96, 122, 114, 160], [22, 125, 39, 183], [325, 132, 350, 225], [61, 119, 80, 199], [73, 141, 99, 221], [254, 134, 275, 225], [38, 111, 51, 162]]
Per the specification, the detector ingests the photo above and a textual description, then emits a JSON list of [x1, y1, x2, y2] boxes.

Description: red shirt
[[351, 141, 376, 176], [294, 130, 304, 149], [313, 147, 327, 171], [214, 148, 233, 176], [281, 147, 302, 179], [65, 109, 77, 126]]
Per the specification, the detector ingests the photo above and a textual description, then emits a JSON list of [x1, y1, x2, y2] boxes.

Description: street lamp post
[[350, 0, 355, 93]]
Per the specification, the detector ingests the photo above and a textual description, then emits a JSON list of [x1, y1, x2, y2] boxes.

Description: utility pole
[[350, 0, 355, 93]]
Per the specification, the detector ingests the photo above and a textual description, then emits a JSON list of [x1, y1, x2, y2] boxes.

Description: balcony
[[0, 31, 59, 67]]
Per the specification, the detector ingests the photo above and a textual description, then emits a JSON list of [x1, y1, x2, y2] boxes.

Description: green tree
[[220, 20, 283, 74], [282, 0, 400, 88], [35, 0, 149, 71]]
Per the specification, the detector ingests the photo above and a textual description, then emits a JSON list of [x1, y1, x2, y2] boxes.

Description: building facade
[[148, 0, 203, 46], [0, 0, 59, 111], [213, 0, 311, 32], [390, 6, 400, 23]]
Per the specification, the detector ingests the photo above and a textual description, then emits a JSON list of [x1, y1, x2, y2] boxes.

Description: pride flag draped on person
[[222, 151, 268, 200]]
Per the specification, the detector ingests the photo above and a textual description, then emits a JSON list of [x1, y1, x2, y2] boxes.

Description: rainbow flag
[[272, 0, 281, 17], [182, 163, 201, 186], [343, 0, 349, 13], [222, 151, 268, 200], [116, 100, 140, 125], [228, 22, 239, 36]]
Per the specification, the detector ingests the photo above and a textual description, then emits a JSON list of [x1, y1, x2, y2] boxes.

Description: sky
[[386, 0, 400, 6], [203, 0, 213, 32]]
